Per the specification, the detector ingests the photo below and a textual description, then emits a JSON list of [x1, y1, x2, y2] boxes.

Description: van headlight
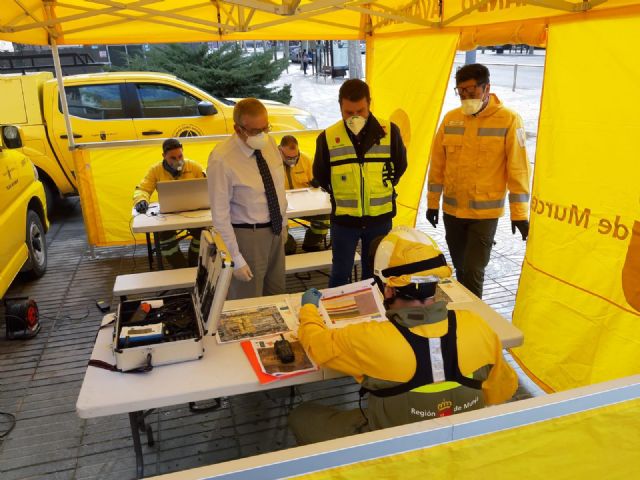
[[294, 114, 318, 130], [3, 125, 23, 148]]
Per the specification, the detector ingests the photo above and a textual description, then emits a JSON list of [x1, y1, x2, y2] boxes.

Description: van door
[[0, 149, 28, 292], [50, 83, 137, 172], [128, 83, 228, 139]]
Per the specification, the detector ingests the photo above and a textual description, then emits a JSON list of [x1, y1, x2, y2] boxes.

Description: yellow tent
[[2, 0, 640, 398]]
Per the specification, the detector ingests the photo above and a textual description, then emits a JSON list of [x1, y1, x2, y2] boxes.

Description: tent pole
[[50, 38, 76, 150]]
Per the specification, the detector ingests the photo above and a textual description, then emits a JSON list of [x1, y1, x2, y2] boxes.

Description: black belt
[[232, 222, 272, 229]]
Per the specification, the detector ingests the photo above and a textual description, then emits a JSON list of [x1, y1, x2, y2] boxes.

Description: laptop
[[157, 178, 210, 214]]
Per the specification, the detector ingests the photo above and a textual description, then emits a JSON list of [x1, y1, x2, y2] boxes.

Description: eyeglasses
[[239, 124, 272, 136], [453, 83, 485, 96]]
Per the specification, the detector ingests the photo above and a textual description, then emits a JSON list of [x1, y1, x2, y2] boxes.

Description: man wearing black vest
[[288, 227, 517, 444]]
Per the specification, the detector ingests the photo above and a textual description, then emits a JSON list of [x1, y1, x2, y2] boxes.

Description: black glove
[[511, 220, 529, 241], [135, 200, 149, 214], [426, 209, 439, 229]]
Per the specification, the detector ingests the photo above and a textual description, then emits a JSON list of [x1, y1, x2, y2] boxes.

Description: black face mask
[[162, 159, 181, 178]]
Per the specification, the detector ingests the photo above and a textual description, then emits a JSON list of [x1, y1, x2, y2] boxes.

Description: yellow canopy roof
[[1, 0, 638, 46]]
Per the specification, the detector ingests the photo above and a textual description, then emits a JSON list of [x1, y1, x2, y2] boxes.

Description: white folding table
[[132, 188, 331, 270], [76, 285, 523, 478]]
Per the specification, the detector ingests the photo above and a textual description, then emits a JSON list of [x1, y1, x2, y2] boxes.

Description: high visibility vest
[[326, 120, 393, 217]]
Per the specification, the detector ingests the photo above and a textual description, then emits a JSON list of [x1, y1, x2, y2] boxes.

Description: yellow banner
[[368, 32, 458, 227], [77, 132, 319, 247], [294, 398, 640, 479], [511, 15, 640, 392]]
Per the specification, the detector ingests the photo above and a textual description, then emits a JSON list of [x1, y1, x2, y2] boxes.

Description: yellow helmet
[[374, 227, 452, 290]]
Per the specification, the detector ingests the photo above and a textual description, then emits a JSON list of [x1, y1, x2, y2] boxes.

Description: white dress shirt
[[207, 134, 287, 268]]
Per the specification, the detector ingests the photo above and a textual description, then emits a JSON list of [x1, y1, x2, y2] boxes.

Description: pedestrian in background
[[426, 63, 531, 299]]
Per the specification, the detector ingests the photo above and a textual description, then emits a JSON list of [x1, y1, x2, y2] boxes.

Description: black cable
[[0, 412, 16, 439]]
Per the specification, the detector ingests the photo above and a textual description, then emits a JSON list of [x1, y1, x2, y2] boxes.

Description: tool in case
[[113, 229, 233, 371]]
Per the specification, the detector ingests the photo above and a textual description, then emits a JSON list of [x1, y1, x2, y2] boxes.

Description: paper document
[[317, 279, 386, 327], [216, 302, 293, 343]]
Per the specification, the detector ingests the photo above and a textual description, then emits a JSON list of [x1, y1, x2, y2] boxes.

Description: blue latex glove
[[301, 288, 322, 307]]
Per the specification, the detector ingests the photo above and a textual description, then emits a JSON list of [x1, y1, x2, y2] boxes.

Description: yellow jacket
[[284, 153, 314, 190], [427, 94, 530, 220], [132, 159, 205, 205], [298, 303, 517, 426]]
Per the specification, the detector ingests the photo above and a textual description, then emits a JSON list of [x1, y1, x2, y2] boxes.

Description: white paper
[[317, 278, 386, 327], [216, 301, 294, 344]]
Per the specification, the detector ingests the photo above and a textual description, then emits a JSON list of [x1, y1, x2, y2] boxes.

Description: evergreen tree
[[112, 43, 292, 104]]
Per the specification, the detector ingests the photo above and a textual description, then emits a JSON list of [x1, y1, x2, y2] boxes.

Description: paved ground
[[0, 199, 542, 479]]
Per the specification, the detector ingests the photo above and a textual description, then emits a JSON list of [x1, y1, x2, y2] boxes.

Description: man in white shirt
[[207, 98, 287, 299]]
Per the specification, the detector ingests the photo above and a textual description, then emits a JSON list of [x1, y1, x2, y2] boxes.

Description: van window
[[63, 84, 126, 120], [136, 84, 200, 118]]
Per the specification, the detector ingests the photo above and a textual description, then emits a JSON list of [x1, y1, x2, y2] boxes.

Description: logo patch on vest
[[335, 137, 340, 144], [341, 175, 347, 181], [437, 399, 453, 417]]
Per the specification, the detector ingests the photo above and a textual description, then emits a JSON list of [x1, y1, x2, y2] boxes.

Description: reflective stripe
[[469, 198, 505, 209], [370, 195, 392, 206], [443, 196, 457, 206], [509, 193, 530, 202], [444, 126, 465, 135], [478, 127, 508, 137], [329, 146, 356, 159], [428, 184, 443, 193], [367, 144, 391, 155], [335, 198, 358, 208]]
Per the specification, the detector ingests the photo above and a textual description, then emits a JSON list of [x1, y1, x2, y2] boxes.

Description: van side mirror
[[198, 101, 217, 116], [2, 126, 23, 149]]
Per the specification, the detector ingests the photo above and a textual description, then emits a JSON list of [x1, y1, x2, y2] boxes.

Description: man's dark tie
[[254, 149, 282, 235]]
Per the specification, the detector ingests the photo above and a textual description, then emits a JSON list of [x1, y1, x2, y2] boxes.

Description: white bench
[[285, 250, 360, 278], [113, 251, 361, 299]]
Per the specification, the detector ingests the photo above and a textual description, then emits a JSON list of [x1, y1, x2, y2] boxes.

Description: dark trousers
[[329, 219, 392, 287], [157, 228, 202, 269], [443, 214, 498, 299]]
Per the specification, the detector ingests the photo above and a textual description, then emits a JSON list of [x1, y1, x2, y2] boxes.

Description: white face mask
[[346, 115, 367, 135], [461, 99, 484, 116], [283, 156, 298, 167], [175, 159, 184, 171], [245, 132, 269, 150]]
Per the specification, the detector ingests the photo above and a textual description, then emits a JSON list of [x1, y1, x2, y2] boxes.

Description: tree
[[112, 43, 292, 104]]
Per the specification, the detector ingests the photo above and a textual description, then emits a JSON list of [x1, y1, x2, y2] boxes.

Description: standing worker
[[288, 227, 518, 444], [133, 138, 205, 268], [426, 63, 531, 299], [279, 135, 329, 255], [313, 79, 407, 287], [207, 98, 287, 300]]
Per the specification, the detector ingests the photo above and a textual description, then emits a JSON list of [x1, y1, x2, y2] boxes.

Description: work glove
[[135, 200, 149, 214], [233, 264, 254, 282], [301, 288, 322, 307], [511, 220, 529, 241], [426, 209, 439, 229]]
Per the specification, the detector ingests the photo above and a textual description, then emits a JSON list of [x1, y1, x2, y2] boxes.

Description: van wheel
[[42, 178, 59, 216], [25, 210, 47, 278]]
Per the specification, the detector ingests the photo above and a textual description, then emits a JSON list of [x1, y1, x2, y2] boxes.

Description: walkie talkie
[[274, 334, 295, 363]]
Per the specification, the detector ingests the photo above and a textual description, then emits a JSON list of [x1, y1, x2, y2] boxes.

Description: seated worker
[[279, 135, 330, 255], [289, 226, 518, 444], [133, 138, 206, 268]]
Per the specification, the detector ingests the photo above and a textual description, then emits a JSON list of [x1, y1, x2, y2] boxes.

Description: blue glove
[[301, 288, 322, 307]]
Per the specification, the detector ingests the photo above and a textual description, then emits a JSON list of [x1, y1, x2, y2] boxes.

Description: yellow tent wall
[[74, 132, 320, 246], [368, 31, 458, 227], [294, 398, 640, 479], [511, 13, 640, 392]]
